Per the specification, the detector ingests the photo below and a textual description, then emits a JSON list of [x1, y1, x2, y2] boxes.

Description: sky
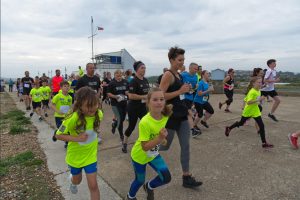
[[1, 0, 300, 78]]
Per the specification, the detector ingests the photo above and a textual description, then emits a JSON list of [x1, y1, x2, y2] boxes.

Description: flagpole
[[91, 16, 94, 64]]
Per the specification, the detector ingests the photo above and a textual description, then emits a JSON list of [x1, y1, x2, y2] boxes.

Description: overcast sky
[[2, 0, 300, 78]]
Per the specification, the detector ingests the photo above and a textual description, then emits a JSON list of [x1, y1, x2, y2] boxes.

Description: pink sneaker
[[288, 133, 298, 149]]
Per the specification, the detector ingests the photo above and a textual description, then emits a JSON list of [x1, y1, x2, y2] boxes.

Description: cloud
[[1, 0, 300, 78]]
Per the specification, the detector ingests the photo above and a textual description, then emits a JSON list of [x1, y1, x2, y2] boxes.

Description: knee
[[72, 175, 82, 185], [276, 98, 281, 104], [161, 170, 171, 184], [88, 181, 99, 192]]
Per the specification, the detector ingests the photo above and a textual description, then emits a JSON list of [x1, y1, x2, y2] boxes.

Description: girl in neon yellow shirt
[[225, 76, 274, 148], [56, 87, 103, 199], [127, 88, 172, 200]]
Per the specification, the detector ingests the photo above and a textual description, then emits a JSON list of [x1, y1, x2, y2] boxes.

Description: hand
[[158, 128, 168, 141], [257, 96, 265, 102], [275, 77, 280, 82], [77, 133, 88, 142], [179, 84, 190, 94]]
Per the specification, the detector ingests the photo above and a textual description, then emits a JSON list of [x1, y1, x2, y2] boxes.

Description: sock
[[148, 181, 154, 190]]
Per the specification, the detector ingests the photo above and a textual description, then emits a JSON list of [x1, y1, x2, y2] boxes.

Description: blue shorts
[[69, 162, 98, 175]]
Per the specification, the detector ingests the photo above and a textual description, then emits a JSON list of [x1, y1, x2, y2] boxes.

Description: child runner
[[193, 70, 214, 131], [51, 81, 72, 148], [225, 76, 274, 148], [219, 68, 235, 112], [127, 88, 172, 200], [288, 131, 300, 149], [40, 79, 52, 117], [55, 87, 103, 200], [29, 81, 43, 121]]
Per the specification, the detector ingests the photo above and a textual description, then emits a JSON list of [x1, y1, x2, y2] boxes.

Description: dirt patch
[[0, 92, 64, 200]]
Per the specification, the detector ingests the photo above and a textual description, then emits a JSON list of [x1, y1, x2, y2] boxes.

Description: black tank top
[[226, 76, 234, 85]]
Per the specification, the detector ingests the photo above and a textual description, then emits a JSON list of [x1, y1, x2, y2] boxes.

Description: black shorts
[[261, 90, 278, 98], [42, 100, 49, 107], [194, 102, 214, 118], [32, 101, 41, 109], [182, 99, 193, 110], [23, 88, 31, 95]]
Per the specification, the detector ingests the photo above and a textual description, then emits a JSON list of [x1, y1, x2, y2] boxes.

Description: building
[[94, 49, 136, 77], [211, 69, 226, 81]]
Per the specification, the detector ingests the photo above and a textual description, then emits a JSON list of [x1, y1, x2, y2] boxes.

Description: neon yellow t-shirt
[[56, 110, 103, 168], [242, 88, 261, 118], [30, 88, 43, 102], [79, 68, 84, 77], [51, 93, 72, 117], [131, 113, 169, 164], [68, 81, 74, 94], [40, 86, 51, 100]]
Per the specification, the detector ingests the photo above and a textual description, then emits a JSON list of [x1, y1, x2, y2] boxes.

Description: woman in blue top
[[193, 70, 215, 131]]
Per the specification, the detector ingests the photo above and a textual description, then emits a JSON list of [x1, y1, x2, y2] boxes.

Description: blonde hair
[[245, 76, 261, 95], [114, 69, 122, 75], [146, 87, 172, 116]]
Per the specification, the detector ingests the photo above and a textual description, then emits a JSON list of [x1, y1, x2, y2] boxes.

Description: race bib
[[179, 94, 185, 100], [78, 130, 97, 145], [59, 105, 70, 114], [24, 83, 30, 88], [203, 96, 208, 102], [146, 145, 160, 158]]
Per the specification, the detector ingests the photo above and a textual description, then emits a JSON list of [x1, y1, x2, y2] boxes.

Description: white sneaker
[[69, 174, 78, 194], [98, 137, 102, 144]]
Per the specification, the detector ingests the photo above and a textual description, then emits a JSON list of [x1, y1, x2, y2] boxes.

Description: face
[[258, 70, 264, 77], [137, 65, 146, 77], [107, 72, 111, 78], [114, 72, 122, 81], [25, 71, 29, 76], [269, 62, 276, 69], [170, 54, 185, 70], [86, 64, 95, 75], [42, 81, 47, 86], [81, 101, 99, 116], [148, 91, 165, 113], [61, 84, 70, 93], [203, 71, 210, 80], [230, 70, 235, 76], [56, 70, 60, 76], [254, 78, 262, 88], [189, 65, 198, 74]]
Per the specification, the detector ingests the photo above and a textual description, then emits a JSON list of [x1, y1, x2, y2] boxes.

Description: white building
[[94, 49, 136, 76]]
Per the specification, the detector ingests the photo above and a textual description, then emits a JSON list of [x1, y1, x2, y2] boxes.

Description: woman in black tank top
[[159, 46, 202, 188], [219, 68, 235, 112]]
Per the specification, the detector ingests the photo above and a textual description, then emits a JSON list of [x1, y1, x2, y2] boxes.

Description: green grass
[[9, 124, 30, 135]]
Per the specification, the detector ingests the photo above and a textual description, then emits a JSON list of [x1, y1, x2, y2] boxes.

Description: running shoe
[[69, 174, 78, 194], [225, 127, 231, 137], [122, 143, 127, 153], [288, 133, 298, 149], [262, 143, 274, 148], [126, 194, 137, 200], [111, 119, 117, 134], [201, 120, 209, 128], [218, 102, 222, 110], [98, 137, 102, 144], [268, 113, 278, 122], [143, 182, 154, 200], [52, 130, 57, 142], [38, 116, 43, 121], [29, 113, 34, 117], [224, 109, 231, 113], [45, 113, 48, 117], [191, 128, 202, 138], [64, 142, 68, 149], [182, 175, 203, 188]]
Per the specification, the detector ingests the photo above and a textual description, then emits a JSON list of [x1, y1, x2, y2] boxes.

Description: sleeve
[[246, 90, 256, 103], [138, 120, 150, 142], [107, 81, 114, 94], [75, 78, 83, 91], [56, 114, 76, 135], [197, 81, 204, 92], [128, 79, 137, 94], [51, 94, 58, 104], [264, 70, 271, 80], [98, 110, 104, 121]]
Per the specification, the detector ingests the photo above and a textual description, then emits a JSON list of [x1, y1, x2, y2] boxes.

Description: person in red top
[[51, 69, 64, 96]]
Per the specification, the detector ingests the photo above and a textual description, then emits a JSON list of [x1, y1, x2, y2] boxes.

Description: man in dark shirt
[[21, 71, 34, 110], [156, 67, 168, 86], [75, 63, 101, 97]]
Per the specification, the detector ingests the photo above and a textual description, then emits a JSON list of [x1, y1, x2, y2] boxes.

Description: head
[[42, 79, 48, 86], [60, 81, 70, 94], [189, 63, 199, 75], [133, 61, 146, 77], [125, 69, 132, 77], [168, 46, 185, 70], [114, 70, 123, 81], [252, 68, 263, 77], [72, 87, 101, 132], [228, 68, 235, 76], [201, 70, 210, 81], [25, 71, 29, 77], [246, 76, 262, 94], [267, 59, 276, 69], [55, 69, 60, 76], [146, 88, 172, 116], [197, 65, 202, 74], [106, 72, 112, 79], [34, 81, 40, 88], [86, 63, 95, 76]]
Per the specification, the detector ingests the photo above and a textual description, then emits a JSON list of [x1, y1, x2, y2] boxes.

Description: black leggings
[[224, 89, 233, 105], [112, 104, 127, 140], [194, 102, 214, 118], [124, 104, 147, 138], [229, 116, 266, 143]]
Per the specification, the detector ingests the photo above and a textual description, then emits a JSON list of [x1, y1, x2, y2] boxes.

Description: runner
[[51, 81, 72, 148], [122, 61, 150, 153], [51, 69, 64, 96], [127, 88, 172, 200], [288, 130, 300, 149], [180, 63, 201, 136], [16, 78, 22, 100], [156, 68, 168, 86], [219, 68, 235, 113], [8, 78, 14, 92], [107, 69, 129, 142], [40, 79, 52, 117], [55, 87, 103, 200], [101, 72, 112, 104], [21, 71, 34, 110], [225, 76, 274, 148], [260, 59, 281, 122], [29, 81, 43, 121], [159, 46, 202, 188], [193, 70, 215, 130]]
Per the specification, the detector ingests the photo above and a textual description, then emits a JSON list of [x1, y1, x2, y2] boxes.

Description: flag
[[97, 26, 104, 31]]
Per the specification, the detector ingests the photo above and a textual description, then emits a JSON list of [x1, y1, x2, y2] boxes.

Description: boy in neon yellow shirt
[[40, 79, 51, 117], [29, 81, 43, 121], [225, 77, 274, 148], [51, 81, 72, 147], [56, 87, 103, 199]]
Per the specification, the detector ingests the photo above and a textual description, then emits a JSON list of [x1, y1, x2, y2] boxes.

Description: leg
[[270, 95, 280, 114], [193, 103, 204, 127], [86, 173, 100, 200], [253, 116, 266, 144], [228, 116, 249, 130], [176, 120, 190, 174], [148, 155, 171, 189], [124, 108, 139, 143], [128, 160, 146, 198], [203, 102, 214, 122], [117, 105, 127, 141], [225, 90, 233, 110]]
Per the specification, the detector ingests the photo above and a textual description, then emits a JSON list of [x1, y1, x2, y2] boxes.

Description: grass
[[0, 109, 32, 134], [9, 124, 30, 135]]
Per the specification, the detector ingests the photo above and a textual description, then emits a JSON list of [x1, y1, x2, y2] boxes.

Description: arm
[[246, 96, 265, 105], [50, 103, 63, 114], [223, 76, 231, 87], [128, 93, 147, 100], [141, 128, 168, 151], [56, 133, 88, 142]]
